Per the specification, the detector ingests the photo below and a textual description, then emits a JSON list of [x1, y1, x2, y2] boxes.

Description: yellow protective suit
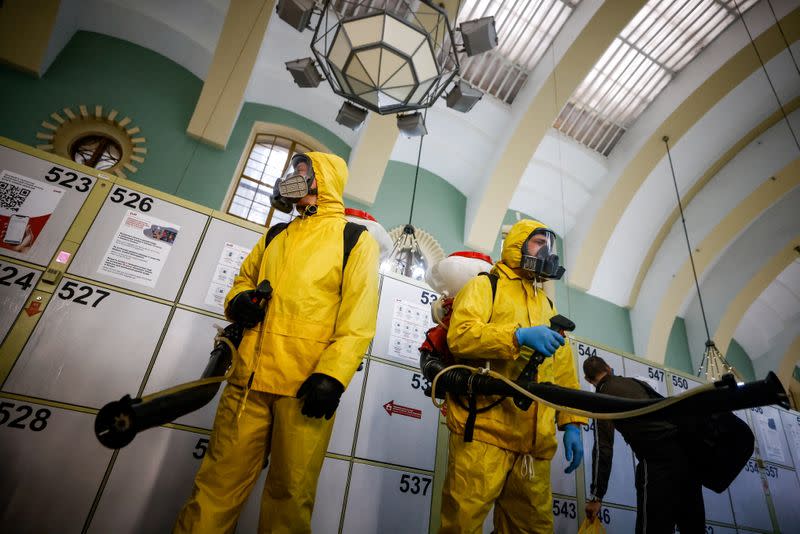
[[440, 218, 587, 534], [175, 152, 379, 534]]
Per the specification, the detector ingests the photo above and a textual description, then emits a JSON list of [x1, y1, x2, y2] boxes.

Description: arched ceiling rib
[[680, 188, 800, 369], [25, 0, 800, 376], [593, 50, 800, 307], [638, 154, 800, 363], [627, 95, 800, 309], [568, 4, 800, 291], [463, 0, 647, 253]]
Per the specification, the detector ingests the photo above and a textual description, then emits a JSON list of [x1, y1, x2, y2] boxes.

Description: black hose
[[419, 350, 788, 418], [94, 323, 244, 449]]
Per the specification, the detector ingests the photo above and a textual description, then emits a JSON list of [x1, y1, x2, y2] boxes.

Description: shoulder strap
[[343, 222, 367, 272], [478, 272, 498, 301], [264, 222, 289, 249]]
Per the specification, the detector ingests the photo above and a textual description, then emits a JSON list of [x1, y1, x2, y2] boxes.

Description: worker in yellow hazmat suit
[[440, 219, 587, 534], [175, 152, 379, 533]]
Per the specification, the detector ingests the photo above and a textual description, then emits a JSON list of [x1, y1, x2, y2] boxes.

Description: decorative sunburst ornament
[[35, 105, 147, 179]]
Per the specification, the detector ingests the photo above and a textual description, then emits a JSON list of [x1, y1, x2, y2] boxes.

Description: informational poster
[[97, 210, 180, 287], [388, 298, 430, 364], [204, 241, 249, 308], [751, 406, 788, 465], [0, 169, 64, 253]]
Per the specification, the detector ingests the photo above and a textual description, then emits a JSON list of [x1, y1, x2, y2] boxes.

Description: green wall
[[725, 338, 755, 382], [0, 31, 352, 210], [664, 317, 693, 374], [345, 161, 466, 255], [0, 30, 639, 355], [555, 282, 635, 354]]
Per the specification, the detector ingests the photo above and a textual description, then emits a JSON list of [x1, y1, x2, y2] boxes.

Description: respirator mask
[[520, 228, 565, 280], [270, 154, 316, 214]]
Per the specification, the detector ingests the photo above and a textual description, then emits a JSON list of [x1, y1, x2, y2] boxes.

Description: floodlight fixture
[[285, 58, 323, 88], [277, 0, 315, 32], [460, 16, 498, 57], [397, 112, 427, 137], [446, 81, 483, 113], [335, 101, 368, 130]]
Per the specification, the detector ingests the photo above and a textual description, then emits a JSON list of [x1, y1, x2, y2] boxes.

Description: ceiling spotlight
[[397, 112, 427, 137], [336, 101, 368, 130], [285, 58, 323, 88], [460, 16, 498, 57], [446, 81, 483, 113], [277, 0, 315, 32]]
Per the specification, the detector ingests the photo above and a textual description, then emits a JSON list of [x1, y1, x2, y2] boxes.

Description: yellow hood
[[307, 151, 347, 217], [500, 218, 548, 269]]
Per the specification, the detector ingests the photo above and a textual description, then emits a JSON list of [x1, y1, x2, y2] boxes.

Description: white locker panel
[[727, 458, 772, 530], [573, 344, 636, 507], [3, 277, 170, 408], [764, 464, 800, 533], [87, 426, 208, 533], [594, 504, 637, 534], [551, 426, 578, 497], [702, 486, 735, 526], [0, 400, 112, 533], [623, 359, 667, 396], [0, 260, 41, 343], [236, 456, 349, 533], [582, 420, 637, 507], [675, 526, 737, 534], [341, 462, 432, 534], [328, 360, 366, 455], [0, 145, 98, 266], [779, 409, 800, 469], [371, 274, 437, 367], [179, 218, 261, 315], [142, 309, 224, 429], [482, 507, 494, 534], [552, 497, 579, 533], [355, 360, 438, 470], [749, 406, 791, 467], [68, 187, 208, 300], [667, 373, 700, 394]]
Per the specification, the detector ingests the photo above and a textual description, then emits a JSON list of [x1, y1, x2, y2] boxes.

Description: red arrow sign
[[24, 301, 42, 317], [383, 400, 422, 419]]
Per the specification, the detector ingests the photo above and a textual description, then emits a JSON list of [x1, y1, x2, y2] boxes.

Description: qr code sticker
[[0, 181, 32, 212]]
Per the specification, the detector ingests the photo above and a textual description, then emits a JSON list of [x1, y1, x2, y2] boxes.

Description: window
[[70, 134, 123, 170], [227, 135, 311, 226]]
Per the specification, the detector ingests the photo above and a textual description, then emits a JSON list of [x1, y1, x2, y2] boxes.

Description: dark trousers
[[634, 443, 705, 534]]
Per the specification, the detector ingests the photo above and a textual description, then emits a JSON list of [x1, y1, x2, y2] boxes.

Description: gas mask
[[520, 228, 565, 280], [270, 154, 317, 214]]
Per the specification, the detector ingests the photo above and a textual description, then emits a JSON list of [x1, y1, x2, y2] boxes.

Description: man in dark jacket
[[583, 355, 705, 534]]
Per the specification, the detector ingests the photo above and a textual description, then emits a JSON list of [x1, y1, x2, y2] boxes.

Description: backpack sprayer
[[94, 280, 273, 449]]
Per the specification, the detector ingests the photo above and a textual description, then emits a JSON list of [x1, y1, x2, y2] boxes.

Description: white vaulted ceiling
[[46, 0, 800, 379]]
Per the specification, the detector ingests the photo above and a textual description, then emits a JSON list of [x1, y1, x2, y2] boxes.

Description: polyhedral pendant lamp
[[280, 0, 497, 129]]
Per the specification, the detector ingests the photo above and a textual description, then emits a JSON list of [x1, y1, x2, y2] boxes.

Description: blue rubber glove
[[515, 326, 564, 357], [563, 424, 584, 474]]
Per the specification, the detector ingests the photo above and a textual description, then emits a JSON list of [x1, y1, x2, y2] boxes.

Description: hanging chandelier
[[280, 0, 497, 128]]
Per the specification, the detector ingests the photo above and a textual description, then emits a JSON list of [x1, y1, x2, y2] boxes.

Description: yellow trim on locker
[[351, 457, 435, 476], [0, 391, 99, 415]]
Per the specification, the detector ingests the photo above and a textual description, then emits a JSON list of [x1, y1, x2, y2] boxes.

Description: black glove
[[296, 373, 345, 420], [228, 289, 266, 328]]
